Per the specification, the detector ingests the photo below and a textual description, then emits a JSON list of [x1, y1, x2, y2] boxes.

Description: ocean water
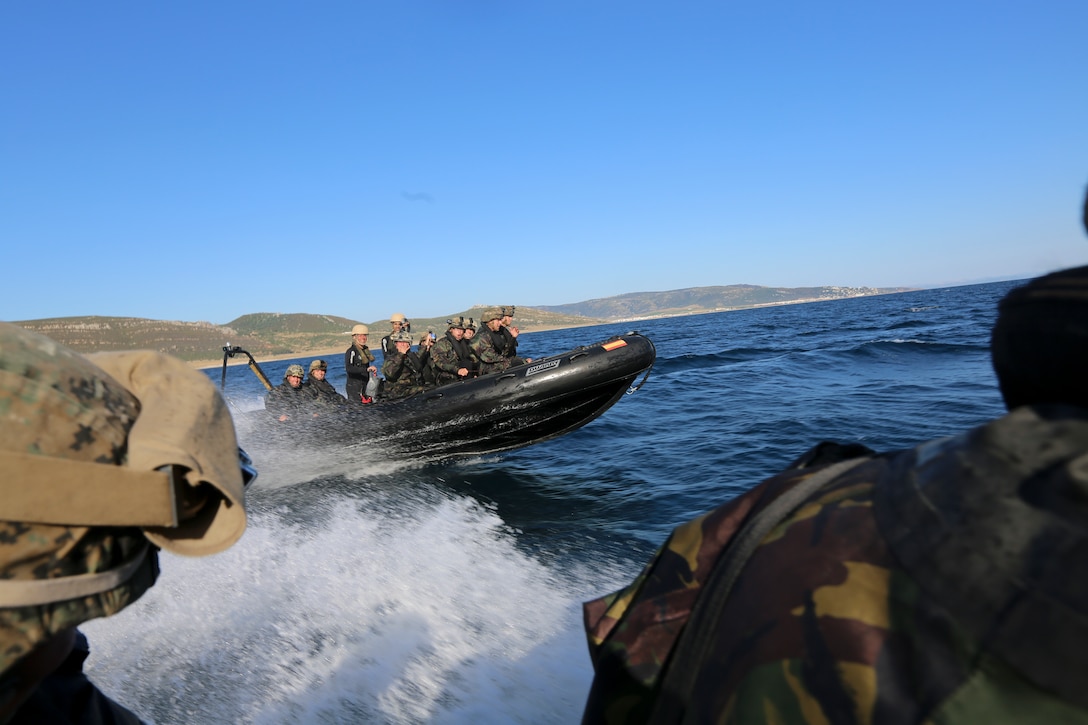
[[82, 279, 1021, 724]]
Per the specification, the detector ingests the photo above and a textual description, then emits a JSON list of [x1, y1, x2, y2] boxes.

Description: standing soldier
[[430, 318, 474, 386], [380, 313, 408, 360], [344, 324, 378, 404]]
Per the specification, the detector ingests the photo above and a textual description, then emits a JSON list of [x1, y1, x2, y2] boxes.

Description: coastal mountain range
[[12, 284, 910, 363]]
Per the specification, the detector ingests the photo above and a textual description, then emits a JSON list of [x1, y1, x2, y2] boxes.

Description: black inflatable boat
[[226, 332, 655, 459]]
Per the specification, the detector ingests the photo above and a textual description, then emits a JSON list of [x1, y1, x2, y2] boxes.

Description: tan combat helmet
[[0, 322, 251, 677], [390, 313, 407, 324]]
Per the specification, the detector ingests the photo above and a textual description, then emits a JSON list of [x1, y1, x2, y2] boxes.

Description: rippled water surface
[[84, 280, 1021, 723]]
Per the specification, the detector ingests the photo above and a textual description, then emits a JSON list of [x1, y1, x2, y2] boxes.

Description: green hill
[[11, 284, 911, 362]]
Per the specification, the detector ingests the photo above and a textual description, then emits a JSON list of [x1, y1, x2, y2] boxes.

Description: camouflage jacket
[[470, 327, 523, 375], [303, 376, 347, 408], [582, 405, 1088, 724], [430, 332, 473, 385], [264, 381, 311, 418], [380, 349, 426, 400], [0, 326, 158, 680]]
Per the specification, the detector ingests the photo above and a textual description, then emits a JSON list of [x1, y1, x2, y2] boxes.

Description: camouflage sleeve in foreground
[[581, 420, 1088, 725]]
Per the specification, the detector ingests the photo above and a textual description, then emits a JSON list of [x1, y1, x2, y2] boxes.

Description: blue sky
[[3, 2, 1086, 324]]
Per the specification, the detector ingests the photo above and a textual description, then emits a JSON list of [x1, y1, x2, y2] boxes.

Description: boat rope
[[626, 362, 653, 394]]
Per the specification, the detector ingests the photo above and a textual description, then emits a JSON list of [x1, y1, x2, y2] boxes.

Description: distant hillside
[[535, 285, 912, 320], [13, 317, 282, 360], [13, 306, 606, 363], [12, 284, 911, 362], [227, 312, 363, 354]]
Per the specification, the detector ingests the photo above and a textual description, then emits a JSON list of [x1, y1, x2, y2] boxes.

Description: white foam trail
[[82, 486, 609, 724]]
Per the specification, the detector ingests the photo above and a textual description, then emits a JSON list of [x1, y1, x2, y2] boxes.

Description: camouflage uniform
[[470, 309, 525, 375], [430, 322, 474, 386], [582, 406, 1088, 724], [0, 325, 156, 690], [305, 376, 346, 407], [265, 365, 311, 419], [303, 361, 347, 409], [380, 334, 426, 400], [0, 321, 248, 723]]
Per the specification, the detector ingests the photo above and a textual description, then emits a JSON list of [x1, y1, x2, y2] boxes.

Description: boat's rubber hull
[[241, 332, 655, 458]]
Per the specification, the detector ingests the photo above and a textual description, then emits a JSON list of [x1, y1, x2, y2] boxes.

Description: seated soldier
[[264, 364, 310, 421], [461, 318, 480, 376], [430, 317, 474, 386], [416, 330, 437, 387], [303, 359, 347, 408], [0, 321, 251, 724], [471, 308, 531, 375], [380, 331, 426, 400], [580, 186, 1088, 724]]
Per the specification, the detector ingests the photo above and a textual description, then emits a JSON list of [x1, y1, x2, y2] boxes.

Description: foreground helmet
[[390, 313, 407, 324], [0, 322, 248, 677], [483, 308, 503, 322], [464, 318, 476, 330], [392, 331, 414, 343], [285, 364, 305, 378], [351, 324, 369, 336], [309, 359, 327, 372], [447, 318, 465, 330]]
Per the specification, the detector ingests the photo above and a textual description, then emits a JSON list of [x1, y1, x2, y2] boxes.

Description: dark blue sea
[[83, 280, 1022, 724]]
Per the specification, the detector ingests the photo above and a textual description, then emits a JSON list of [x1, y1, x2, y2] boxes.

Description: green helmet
[[392, 331, 414, 343], [0, 322, 248, 677], [447, 318, 465, 330], [285, 364, 305, 378]]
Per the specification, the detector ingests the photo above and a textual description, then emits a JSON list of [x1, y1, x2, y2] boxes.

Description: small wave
[[84, 489, 607, 724]]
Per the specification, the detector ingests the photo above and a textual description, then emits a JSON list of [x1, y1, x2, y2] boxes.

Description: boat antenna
[[221, 344, 274, 391]]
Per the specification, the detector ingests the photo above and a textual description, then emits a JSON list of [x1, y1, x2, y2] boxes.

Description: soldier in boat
[[265, 364, 311, 421], [381, 331, 428, 400], [430, 317, 474, 386], [303, 359, 347, 408], [472, 308, 531, 375], [345, 324, 378, 403]]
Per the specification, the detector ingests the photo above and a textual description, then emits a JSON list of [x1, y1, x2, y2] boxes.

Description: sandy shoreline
[[191, 346, 348, 371]]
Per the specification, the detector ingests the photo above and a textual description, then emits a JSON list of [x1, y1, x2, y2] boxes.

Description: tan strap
[[0, 451, 179, 527], [0, 542, 152, 607]]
